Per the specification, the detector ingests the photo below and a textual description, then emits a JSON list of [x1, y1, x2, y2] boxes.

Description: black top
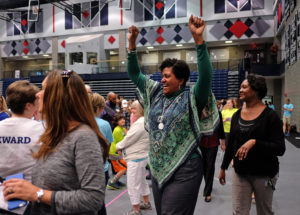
[[221, 107, 285, 178]]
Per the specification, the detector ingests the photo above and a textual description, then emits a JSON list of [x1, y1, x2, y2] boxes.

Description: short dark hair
[[246, 74, 267, 100], [112, 113, 125, 127], [159, 58, 190, 87], [6, 80, 39, 114]]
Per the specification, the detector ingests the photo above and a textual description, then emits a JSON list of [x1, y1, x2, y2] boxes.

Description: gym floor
[[105, 139, 300, 215]]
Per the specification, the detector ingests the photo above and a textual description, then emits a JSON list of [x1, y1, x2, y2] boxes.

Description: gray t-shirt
[[31, 124, 105, 215]]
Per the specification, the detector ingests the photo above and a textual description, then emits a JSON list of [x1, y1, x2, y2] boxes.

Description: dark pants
[[98, 202, 107, 215], [105, 171, 109, 185], [200, 146, 218, 197], [151, 156, 203, 215], [225, 132, 230, 147], [98, 171, 109, 215]]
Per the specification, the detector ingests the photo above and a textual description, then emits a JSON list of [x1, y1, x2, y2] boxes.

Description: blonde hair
[[0, 96, 8, 114], [131, 100, 144, 118], [90, 93, 106, 113]]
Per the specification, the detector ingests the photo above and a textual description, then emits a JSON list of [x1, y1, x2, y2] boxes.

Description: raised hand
[[188, 15, 206, 45], [128, 25, 139, 50]]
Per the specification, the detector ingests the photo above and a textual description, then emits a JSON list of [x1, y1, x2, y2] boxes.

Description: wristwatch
[[36, 189, 44, 203]]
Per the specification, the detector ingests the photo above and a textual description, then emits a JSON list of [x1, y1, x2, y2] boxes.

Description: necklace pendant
[[158, 122, 164, 130]]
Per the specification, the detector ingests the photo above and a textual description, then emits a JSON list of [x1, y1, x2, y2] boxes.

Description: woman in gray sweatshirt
[[3, 70, 109, 215]]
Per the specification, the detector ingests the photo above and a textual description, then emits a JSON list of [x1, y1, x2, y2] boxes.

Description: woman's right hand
[[128, 25, 139, 50], [3, 179, 40, 202], [218, 169, 226, 185]]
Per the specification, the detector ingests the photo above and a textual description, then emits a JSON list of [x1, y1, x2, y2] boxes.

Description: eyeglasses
[[61, 70, 73, 86]]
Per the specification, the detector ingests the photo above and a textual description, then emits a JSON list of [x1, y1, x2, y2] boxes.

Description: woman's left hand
[[235, 139, 256, 160], [3, 179, 39, 202], [188, 15, 205, 45]]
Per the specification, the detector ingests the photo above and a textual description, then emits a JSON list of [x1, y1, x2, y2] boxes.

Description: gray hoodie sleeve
[[52, 130, 105, 214]]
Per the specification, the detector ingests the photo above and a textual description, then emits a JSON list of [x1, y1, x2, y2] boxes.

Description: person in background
[[114, 94, 120, 113], [221, 99, 238, 146], [233, 97, 241, 109], [127, 15, 219, 215], [221, 99, 227, 111], [0, 80, 44, 215], [268, 102, 274, 110], [199, 111, 225, 203], [101, 92, 118, 129], [90, 92, 114, 184], [116, 101, 151, 215], [219, 74, 285, 215], [0, 95, 9, 121], [90, 92, 114, 215], [85, 84, 92, 95], [216, 100, 223, 111], [282, 98, 294, 136], [121, 99, 131, 130], [3, 70, 108, 215], [107, 113, 127, 190]]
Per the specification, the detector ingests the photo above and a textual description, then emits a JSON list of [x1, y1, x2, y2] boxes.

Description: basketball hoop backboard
[[28, 0, 40, 22], [119, 0, 132, 10]]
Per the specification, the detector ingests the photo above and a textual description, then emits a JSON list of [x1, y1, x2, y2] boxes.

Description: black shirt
[[221, 107, 285, 178]]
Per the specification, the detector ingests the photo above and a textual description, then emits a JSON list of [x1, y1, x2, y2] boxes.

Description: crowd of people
[[0, 15, 289, 215]]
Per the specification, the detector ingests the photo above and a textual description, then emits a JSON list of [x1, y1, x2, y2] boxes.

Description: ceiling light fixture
[[147, 46, 154, 49], [176, 44, 183, 47], [225, 40, 232, 44]]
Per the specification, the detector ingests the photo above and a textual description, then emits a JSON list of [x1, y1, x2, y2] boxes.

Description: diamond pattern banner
[[134, 0, 187, 22], [104, 34, 119, 49], [215, 0, 263, 14], [210, 22, 228, 40], [252, 0, 264, 10], [210, 17, 270, 40], [6, 11, 43, 36], [126, 24, 192, 47], [249, 18, 270, 37], [65, 1, 108, 30], [161, 27, 177, 43], [229, 20, 248, 38], [3, 39, 51, 57]]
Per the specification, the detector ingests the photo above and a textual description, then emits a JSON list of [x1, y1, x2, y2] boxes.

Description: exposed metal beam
[[0, 0, 68, 10]]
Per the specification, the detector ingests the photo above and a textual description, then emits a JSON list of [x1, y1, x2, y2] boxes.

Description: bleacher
[[149, 69, 241, 100], [1, 69, 242, 100], [1, 78, 29, 97]]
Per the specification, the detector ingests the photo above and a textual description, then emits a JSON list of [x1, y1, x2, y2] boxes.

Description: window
[[69, 52, 83, 65], [87, 52, 98, 65]]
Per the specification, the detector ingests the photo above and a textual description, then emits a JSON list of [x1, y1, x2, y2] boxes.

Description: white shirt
[[116, 117, 149, 162], [0, 117, 44, 181]]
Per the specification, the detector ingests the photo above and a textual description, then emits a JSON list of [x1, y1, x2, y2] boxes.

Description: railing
[[1, 58, 247, 79]]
